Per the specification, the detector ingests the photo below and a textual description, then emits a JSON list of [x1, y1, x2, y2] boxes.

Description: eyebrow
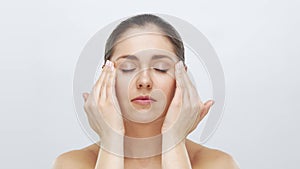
[[116, 55, 139, 61], [116, 54, 174, 61], [151, 55, 174, 61]]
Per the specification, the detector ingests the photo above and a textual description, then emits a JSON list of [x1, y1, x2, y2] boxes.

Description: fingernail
[[211, 100, 215, 106], [105, 60, 111, 67], [106, 60, 115, 71]]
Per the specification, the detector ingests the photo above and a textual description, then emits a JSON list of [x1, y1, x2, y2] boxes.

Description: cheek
[[116, 71, 176, 100], [115, 73, 131, 99], [154, 78, 176, 102], [167, 80, 176, 101]]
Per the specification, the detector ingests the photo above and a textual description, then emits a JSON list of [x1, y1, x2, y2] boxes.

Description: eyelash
[[121, 68, 136, 73], [121, 68, 168, 73], [154, 68, 168, 73]]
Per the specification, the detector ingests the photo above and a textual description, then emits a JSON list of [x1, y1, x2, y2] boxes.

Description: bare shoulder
[[52, 143, 99, 169], [186, 139, 240, 169]]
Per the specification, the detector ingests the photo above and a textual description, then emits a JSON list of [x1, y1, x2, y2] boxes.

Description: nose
[[136, 70, 153, 89]]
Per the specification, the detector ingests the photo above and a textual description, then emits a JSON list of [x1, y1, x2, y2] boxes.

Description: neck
[[124, 116, 165, 138], [123, 116, 165, 158], [124, 155, 162, 169]]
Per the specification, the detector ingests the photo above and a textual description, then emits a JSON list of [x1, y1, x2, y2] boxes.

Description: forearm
[[162, 140, 192, 169], [94, 138, 124, 169], [95, 148, 124, 169]]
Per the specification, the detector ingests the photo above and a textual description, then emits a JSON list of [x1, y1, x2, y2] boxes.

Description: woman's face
[[110, 28, 179, 123]]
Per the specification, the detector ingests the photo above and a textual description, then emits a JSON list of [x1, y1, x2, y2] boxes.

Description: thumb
[[199, 100, 214, 120], [82, 92, 89, 102]]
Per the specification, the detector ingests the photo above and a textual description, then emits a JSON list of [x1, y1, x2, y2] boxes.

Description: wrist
[[100, 133, 124, 156], [162, 132, 186, 152]]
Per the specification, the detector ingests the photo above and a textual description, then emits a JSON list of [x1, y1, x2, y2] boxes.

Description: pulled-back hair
[[104, 14, 184, 64]]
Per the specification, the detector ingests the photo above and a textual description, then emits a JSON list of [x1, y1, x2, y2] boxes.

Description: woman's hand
[[161, 61, 214, 140], [161, 61, 214, 169], [83, 60, 124, 169], [82, 60, 125, 145]]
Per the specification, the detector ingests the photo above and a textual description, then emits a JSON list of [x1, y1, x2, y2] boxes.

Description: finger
[[174, 61, 185, 103], [175, 61, 191, 115], [175, 61, 184, 89], [181, 65, 201, 104], [93, 61, 109, 100], [165, 61, 185, 122], [180, 64, 204, 125], [82, 92, 89, 102], [198, 100, 214, 121], [162, 61, 185, 128], [99, 61, 112, 101], [175, 61, 188, 101], [106, 61, 116, 98], [189, 100, 214, 133], [164, 82, 183, 122], [194, 100, 214, 125]]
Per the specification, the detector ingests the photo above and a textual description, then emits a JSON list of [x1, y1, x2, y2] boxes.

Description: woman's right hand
[[82, 60, 125, 142]]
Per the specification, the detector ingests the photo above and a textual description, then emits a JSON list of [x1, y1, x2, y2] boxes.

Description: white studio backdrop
[[0, 0, 299, 169]]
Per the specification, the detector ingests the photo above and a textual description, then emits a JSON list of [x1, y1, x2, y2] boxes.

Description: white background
[[1, 0, 299, 168]]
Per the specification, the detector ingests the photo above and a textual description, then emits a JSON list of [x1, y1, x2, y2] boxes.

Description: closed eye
[[153, 68, 168, 73], [121, 68, 136, 72], [118, 61, 137, 73], [152, 61, 170, 73]]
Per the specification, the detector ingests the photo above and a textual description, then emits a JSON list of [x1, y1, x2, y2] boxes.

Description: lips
[[131, 95, 156, 105]]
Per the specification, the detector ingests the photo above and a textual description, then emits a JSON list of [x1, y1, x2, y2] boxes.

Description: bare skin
[[52, 25, 239, 169], [52, 139, 239, 169]]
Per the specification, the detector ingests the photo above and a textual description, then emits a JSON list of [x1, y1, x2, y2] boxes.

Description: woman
[[52, 14, 239, 169]]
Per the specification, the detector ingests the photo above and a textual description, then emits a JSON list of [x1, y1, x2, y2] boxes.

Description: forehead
[[110, 29, 176, 62]]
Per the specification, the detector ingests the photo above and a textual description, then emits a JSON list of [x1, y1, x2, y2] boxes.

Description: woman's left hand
[[161, 61, 214, 139]]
